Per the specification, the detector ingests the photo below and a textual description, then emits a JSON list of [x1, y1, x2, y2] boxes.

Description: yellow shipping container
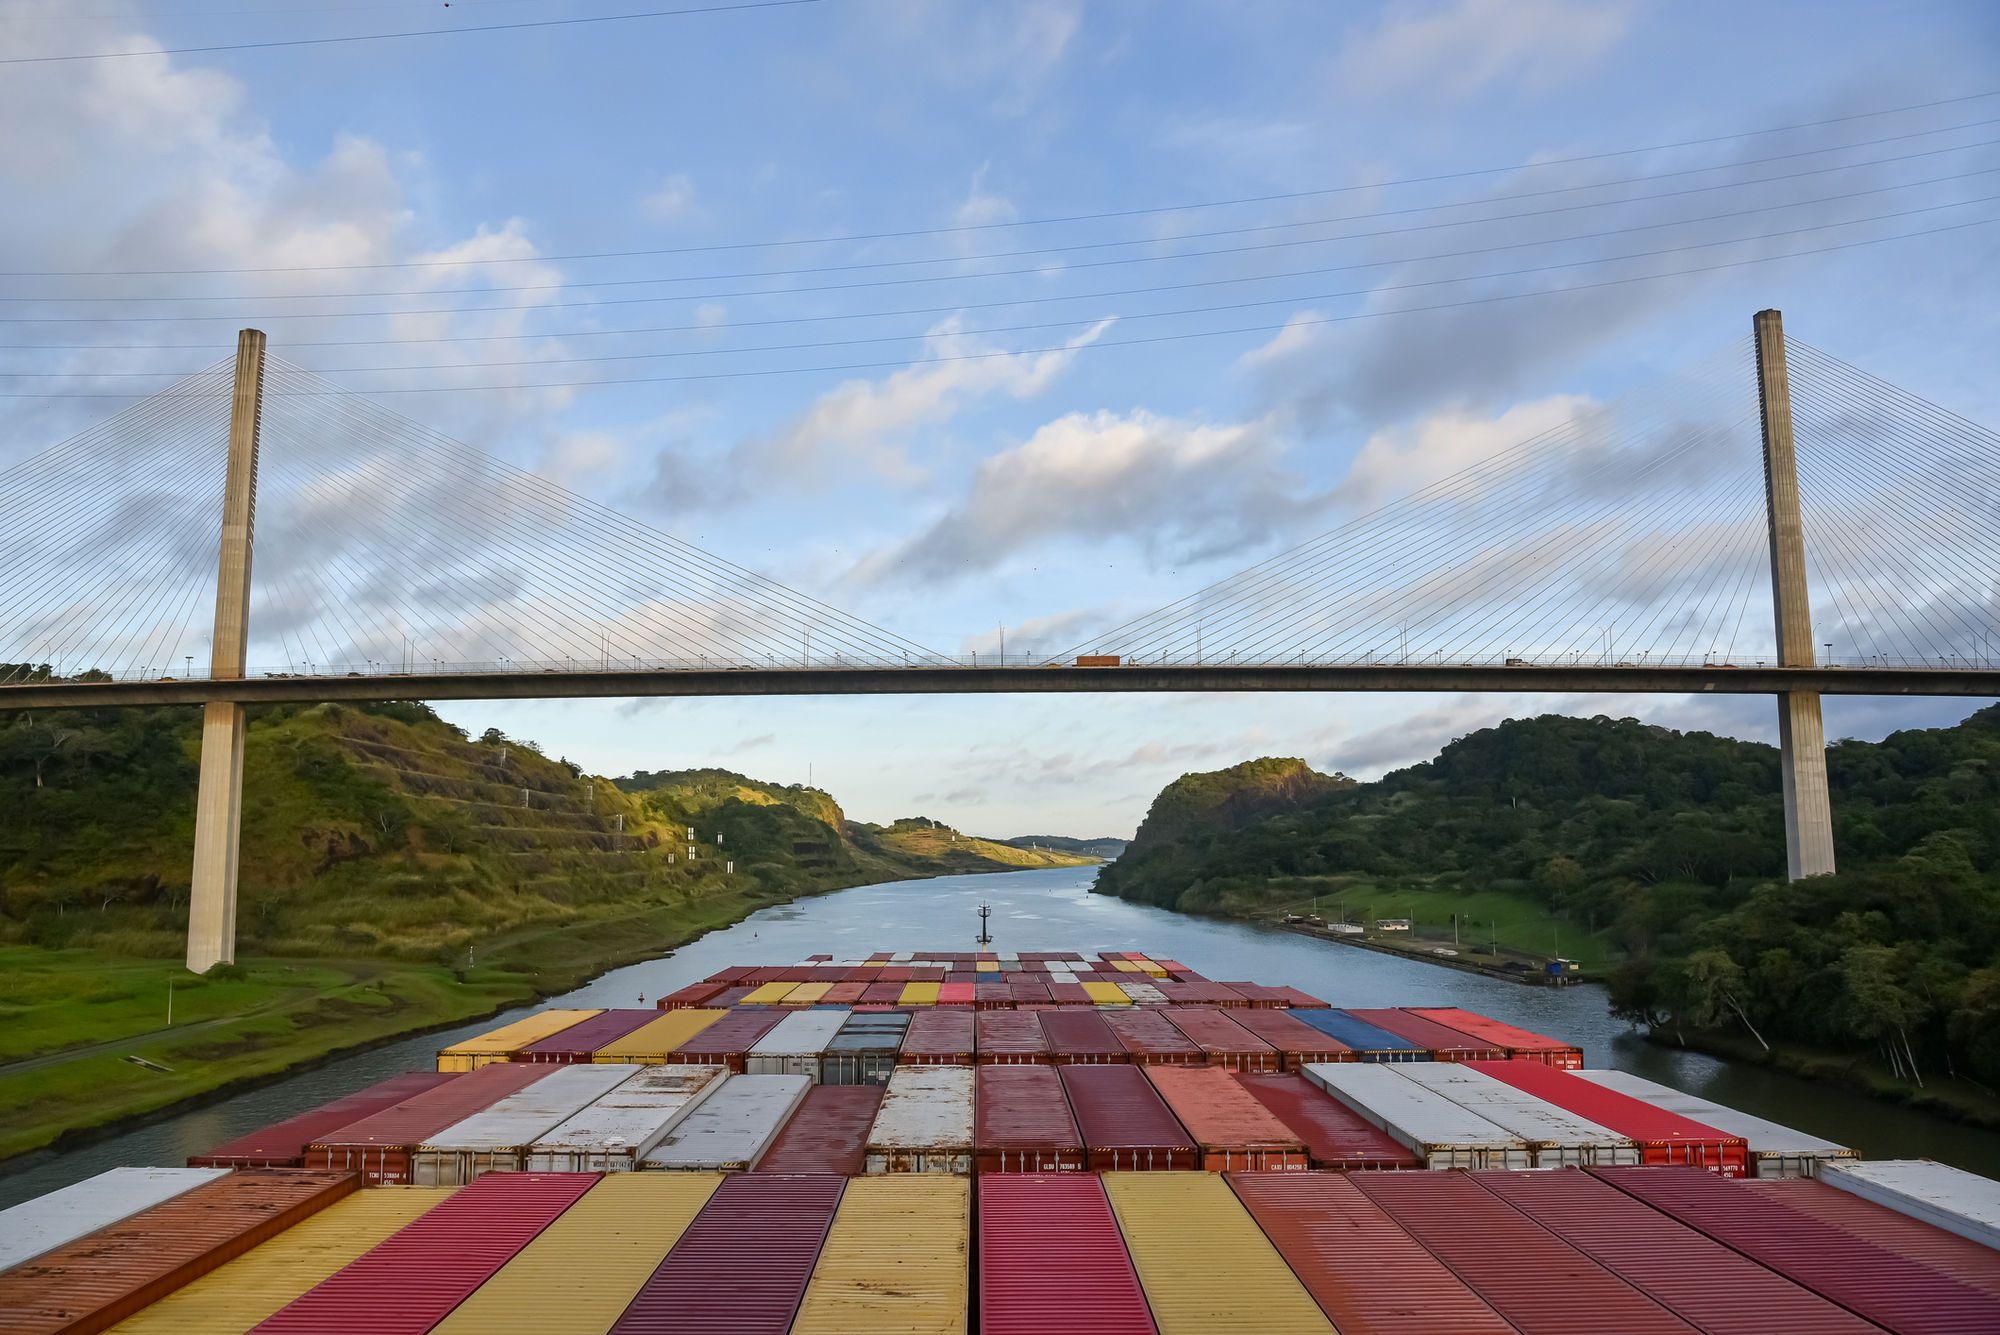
[[786, 982, 833, 1004], [1109, 959, 1143, 973], [741, 981, 800, 1005], [1103, 1174, 1331, 1334], [792, 1176, 968, 1335], [108, 1187, 452, 1333], [432, 1174, 722, 1335], [590, 1008, 727, 1063], [1081, 981, 1131, 1005], [974, 961, 1000, 973], [899, 981, 941, 1005], [437, 1009, 603, 1071], [1136, 961, 1169, 977]]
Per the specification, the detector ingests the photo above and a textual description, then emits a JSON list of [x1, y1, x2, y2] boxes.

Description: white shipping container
[[1571, 1069, 1855, 1178], [640, 1073, 810, 1170], [1115, 980, 1168, 1004], [413, 1064, 642, 1185], [1302, 1062, 1532, 1170], [746, 1009, 850, 1082], [525, 1064, 730, 1171], [0, 1167, 229, 1273], [1398, 1063, 1639, 1167], [892, 952, 915, 962], [1823, 1160, 2000, 1249], [865, 1065, 975, 1174]]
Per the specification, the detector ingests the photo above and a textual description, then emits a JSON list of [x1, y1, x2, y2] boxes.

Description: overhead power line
[[4, 87, 1997, 275]]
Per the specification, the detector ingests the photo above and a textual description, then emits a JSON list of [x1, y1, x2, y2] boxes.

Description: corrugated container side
[[1739, 1178, 2000, 1303], [428, 1174, 721, 1335], [610, 1174, 844, 1335], [823, 982, 869, 1004], [1353, 1171, 1700, 1334], [1038, 1009, 1126, 1064], [1232, 1074, 1419, 1170], [306, 1062, 553, 1185], [589, 1010, 728, 1065], [1300, 1063, 1531, 1170], [660, 1007, 783, 1072], [1228, 1010, 1355, 1070], [745, 1009, 851, 1081], [1397, 1063, 1639, 1168], [974, 982, 1013, 1009], [1081, 981, 1131, 1006], [979, 1175, 1156, 1335], [1470, 1060, 1746, 1176], [1821, 1160, 2000, 1251], [0, 1169, 359, 1335], [189, 1074, 455, 1169], [525, 1065, 729, 1172], [1102, 1173, 1332, 1333], [741, 981, 799, 1005], [975, 1065, 1086, 1173], [1142, 1065, 1307, 1172], [1060, 1064, 1200, 1172], [640, 1074, 811, 1171], [1264, 986, 1329, 1009], [1473, 1168, 1881, 1335], [0, 1168, 230, 1275], [413, 1063, 641, 1185], [1288, 1010, 1427, 1061], [107, 1188, 451, 1335], [436, 1009, 603, 1071], [521, 1010, 660, 1062], [707, 985, 755, 1007], [1342, 1008, 1507, 1060], [1570, 1068, 1852, 1176], [252, 1171, 596, 1335], [755, 1085, 885, 1175], [1159, 1007, 1279, 1072], [975, 1011, 1050, 1065], [900, 1007, 976, 1065], [790, 1176, 968, 1335], [1229, 1173, 1516, 1335], [1405, 1007, 1583, 1066], [1593, 1164, 2000, 1334], [1100, 1009, 1202, 1065], [864, 1066, 974, 1174], [654, 982, 727, 1010]]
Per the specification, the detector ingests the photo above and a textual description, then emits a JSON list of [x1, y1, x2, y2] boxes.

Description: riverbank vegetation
[[0, 697, 1095, 1159], [1099, 707, 2000, 1111]]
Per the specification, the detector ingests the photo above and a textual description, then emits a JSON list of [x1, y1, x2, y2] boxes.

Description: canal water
[[5, 864, 1998, 1207]]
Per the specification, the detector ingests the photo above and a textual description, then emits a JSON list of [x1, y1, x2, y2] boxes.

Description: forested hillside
[[1098, 708, 2000, 1090]]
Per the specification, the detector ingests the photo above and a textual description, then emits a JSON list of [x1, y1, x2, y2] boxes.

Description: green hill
[[1097, 706, 2000, 1110], [1001, 834, 1130, 859]]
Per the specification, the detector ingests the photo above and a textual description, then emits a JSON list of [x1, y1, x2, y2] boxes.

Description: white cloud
[[1336, 0, 1638, 101], [1334, 393, 1599, 509], [955, 163, 1018, 229], [640, 173, 698, 222]]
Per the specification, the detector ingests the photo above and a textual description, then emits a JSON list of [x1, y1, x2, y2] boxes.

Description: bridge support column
[[187, 330, 265, 973], [1753, 309, 1836, 880]]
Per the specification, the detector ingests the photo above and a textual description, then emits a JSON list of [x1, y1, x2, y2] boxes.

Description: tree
[[1679, 947, 1769, 1051]]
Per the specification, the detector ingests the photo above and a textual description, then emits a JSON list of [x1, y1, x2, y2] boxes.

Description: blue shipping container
[[1290, 1009, 1431, 1062]]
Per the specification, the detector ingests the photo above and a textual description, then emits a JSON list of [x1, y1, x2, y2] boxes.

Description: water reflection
[[4, 864, 1996, 1207]]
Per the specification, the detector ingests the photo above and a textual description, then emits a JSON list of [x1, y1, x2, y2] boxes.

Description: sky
[[4, 0, 1997, 837]]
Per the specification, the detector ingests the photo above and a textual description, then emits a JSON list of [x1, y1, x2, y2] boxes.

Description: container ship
[[3, 948, 1997, 1333]]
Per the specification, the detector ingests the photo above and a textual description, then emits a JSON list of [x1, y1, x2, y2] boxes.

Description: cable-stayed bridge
[[2, 311, 1996, 969]]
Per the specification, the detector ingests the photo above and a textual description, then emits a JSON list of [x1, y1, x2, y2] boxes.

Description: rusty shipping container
[[975, 1011, 1050, 1064], [755, 1085, 885, 1175], [1343, 1009, 1508, 1062], [412, 1063, 641, 1185], [899, 1007, 975, 1065], [1101, 1008, 1202, 1065], [0, 1169, 357, 1335], [654, 982, 728, 1010], [979, 1174, 1157, 1335], [864, 1066, 974, 1174], [1405, 1007, 1583, 1067], [1229, 1173, 1517, 1335], [1233, 1073, 1420, 1171], [305, 1061, 551, 1185], [1144, 1065, 1308, 1171], [657, 1007, 784, 1073], [1739, 1178, 2000, 1302], [1229, 1009, 1356, 1071], [976, 1065, 1086, 1173], [1037, 1009, 1126, 1064], [1161, 1007, 1280, 1071], [188, 1073, 455, 1170], [1059, 1064, 1199, 1172]]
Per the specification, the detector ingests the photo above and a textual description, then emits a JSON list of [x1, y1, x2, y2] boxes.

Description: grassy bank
[[1275, 881, 1618, 975]]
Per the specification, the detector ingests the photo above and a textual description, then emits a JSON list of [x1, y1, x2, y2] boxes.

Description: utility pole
[[186, 329, 265, 973], [1753, 310, 1836, 879]]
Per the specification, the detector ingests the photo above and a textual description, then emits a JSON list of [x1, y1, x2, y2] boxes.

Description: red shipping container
[[1229, 1009, 1355, 1070], [975, 982, 1013, 1009], [945, 971, 979, 985], [822, 981, 868, 1004], [900, 1007, 975, 1065], [980, 1174, 1157, 1335], [654, 982, 727, 1011], [1354, 1171, 1701, 1335], [1595, 1166, 2000, 1334], [976, 1011, 1050, 1065], [1059, 1065, 1199, 1172], [663, 1006, 786, 1072], [879, 966, 915, 983], [1230, 1173, 1516, 1335], [1406, 1007, 1582, 1067], [1160, 1007, 1279, 1072], [745, 966, 790, 984], [0, 1169, 357, 1335], [1472, 1061, 1747, 1176], [1217, 982, 1287, 1008], [254, 1172, 596, 1334], [520, 1009, 660, 1062], [1233, 1073, 1419, 1171], [867, 951, 893, 961], [938, 982, 976, 1004], [861, 982, 903, 1004], [1474, 1169, 1881, 1335], [1045, 981, 1091, 1005], [304, 1061, 551, 1184], [755, 1084, 884, 1175], [1153, 980, 1241, 1006], [1344, 1008, 1509, 1061], [705, 966, 754, 984], [1142, 1065, 1307, 1172], [1007, 978, 1053, 1004], [1038, 1009, 1126, 1064], [976, 1065, 1086, 1173], [613, 1174, 845, 1334], [1200, 982, 1253, 1008], [1740, 1178, 2000, 1302], [1101, 1008, 1202, 1066], [190, 1072, 454, 1168], [1265, 986, 1330, 1009]]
